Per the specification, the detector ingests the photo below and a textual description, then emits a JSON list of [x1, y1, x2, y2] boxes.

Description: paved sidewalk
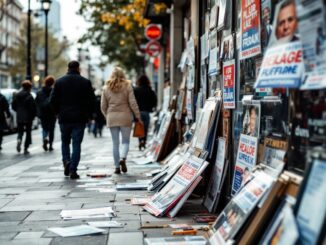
[[0, 129, 208, 244]]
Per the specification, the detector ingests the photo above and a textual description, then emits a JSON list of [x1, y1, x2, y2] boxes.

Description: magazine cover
[[240, 0, 261, 59], [144, 156, 208, 217], [212, 171, 274, 242], [203, 138, 226, 212], [241, 103, 261, 138], [255, 0, 304, 88], [231, 134, 259, 195], [296, 0, 326, 90]]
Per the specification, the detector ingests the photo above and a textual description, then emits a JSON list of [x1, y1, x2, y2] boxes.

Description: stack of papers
[[60, 207, 115, 220], [87, 221, 124, 228]]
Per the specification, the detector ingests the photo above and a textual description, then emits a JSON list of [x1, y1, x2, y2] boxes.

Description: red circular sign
[[145, 41, 161, 57], [145, 24, 162, 40]]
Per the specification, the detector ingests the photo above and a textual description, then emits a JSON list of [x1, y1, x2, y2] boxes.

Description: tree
[[78, 0, 151, 75], [8, 18, 69, 88]]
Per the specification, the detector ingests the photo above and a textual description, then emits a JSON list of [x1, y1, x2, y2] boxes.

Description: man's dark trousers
[[59, 123, 85, 173]]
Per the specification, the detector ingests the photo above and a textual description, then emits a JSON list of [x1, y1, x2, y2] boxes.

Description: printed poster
[[223, 60, 235, 109], [231, 134, 258, 195], [255, 0, 303, 88], [240, 0, 261, 59], [241, 103, 260, 138], [296, 0, 326, 90]]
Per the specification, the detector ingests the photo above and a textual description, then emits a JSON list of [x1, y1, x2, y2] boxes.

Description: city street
[[0, 127, 204, 245]]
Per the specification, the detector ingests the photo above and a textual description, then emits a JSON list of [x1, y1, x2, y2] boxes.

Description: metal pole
[[44, 10, 49, 77], [26, 0, 32, 80]]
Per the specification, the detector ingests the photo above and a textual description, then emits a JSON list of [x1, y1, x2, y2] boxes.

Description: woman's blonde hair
[[106, 67, 128, 92]]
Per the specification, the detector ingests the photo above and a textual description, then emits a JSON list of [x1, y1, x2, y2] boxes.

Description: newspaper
[[60, 207, 115, 220], [87, 221, 124, 228], [144, 156, 208, 217], [212, 171, 274, 242], [48, 225, 105, 237]]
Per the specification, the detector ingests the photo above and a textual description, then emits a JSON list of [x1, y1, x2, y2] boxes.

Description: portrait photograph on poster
[[242, 103, 261, 138]]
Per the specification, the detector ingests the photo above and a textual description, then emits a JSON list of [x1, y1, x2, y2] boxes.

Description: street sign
[[145, 24, 162, 41], [145, 41, 161, 57]]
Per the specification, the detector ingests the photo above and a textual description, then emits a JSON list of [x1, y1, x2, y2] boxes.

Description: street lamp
[[41, 0, 51, 77], [26, 0, 32, 80]]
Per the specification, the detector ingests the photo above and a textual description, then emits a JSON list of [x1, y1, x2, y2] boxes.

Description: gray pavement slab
[[50, 235, 107, 245], [0, 211, 31, 221], [107, 232, 143, 245], [15, 231, 44, 239]]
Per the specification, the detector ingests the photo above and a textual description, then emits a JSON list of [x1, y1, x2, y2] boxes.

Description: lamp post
[[41, 0, 51, 77], [26, 0, 32, 80]]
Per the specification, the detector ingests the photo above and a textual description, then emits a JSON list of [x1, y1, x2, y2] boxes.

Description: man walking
[[0, 91, 10, 151], [12, 80, 37, 154], [50, 61, 95, 179]]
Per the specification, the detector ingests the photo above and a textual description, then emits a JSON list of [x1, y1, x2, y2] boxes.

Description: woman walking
[[133, 75, 157, 150], [36, 76, 56, 151], [101, 67, 141, 174]]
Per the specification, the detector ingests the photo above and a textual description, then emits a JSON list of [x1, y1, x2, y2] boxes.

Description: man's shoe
[[114, 168, 121, 174], [63, 161, 70, 177], [43, 138, 48, 151], [70, 172, 80, 179], [49, 145, 54, 151], [120, 159, 127, 173], [24, 149, 30, 155], [16, 140, 21, 153]]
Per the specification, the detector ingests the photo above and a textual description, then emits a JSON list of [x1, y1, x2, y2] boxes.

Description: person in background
[[133, 75, 157, 150], [12, 80, 37, 154], [36, 76, 56, 151], [0, 91, 10, 151], [50, 61, 95, 179], [101, 67, 141, 174], [92, 89, 106, 138]]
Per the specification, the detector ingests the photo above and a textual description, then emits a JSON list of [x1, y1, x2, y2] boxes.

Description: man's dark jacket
[[50, 70, 95, 124], [0, 93, 10, 130], [12, 90, 37, 124]]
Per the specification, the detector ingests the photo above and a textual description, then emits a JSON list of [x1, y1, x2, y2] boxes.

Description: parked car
[[1, 88, 39, 132]]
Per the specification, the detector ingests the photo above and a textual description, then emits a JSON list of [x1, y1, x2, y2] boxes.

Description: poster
[[200, 33, 209, 61], [220, 35, 234, 61], [186, 89, 193, 120], [255, 0, 303, 88], [296, 0, 326, 90], [223, 60, 236, 109], [213, 171, 274, 241], [144, 156, 208, 217], [203, 138, 226, 212], [217, 0, 226, 30], [261, 0, 272, 51], [231, 134, 258, 195], [240, 0, 261, 59], [208, 30, 220, 75], [241, 103, 260, 138], [209, 5, 218, 30], [296, 158, 326, 245]]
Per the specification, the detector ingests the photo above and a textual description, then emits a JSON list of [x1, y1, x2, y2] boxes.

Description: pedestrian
[[12, 80, 37, 154], [92, 90, 106, 138], [50, 61, 95, 179], [101, 67, 141, 174], [0, 91, 10, 151], [133, 75, 157, 150], [36, 75, 56, 152]]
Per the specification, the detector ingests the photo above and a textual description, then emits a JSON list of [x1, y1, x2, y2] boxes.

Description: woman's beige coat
[[101, 81, 141, 128]]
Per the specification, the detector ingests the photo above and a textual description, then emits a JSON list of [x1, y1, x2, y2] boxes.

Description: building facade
[[0, 0, 23, 89]]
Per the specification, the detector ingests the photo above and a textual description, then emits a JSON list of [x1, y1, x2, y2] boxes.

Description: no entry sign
[[145, 41, 161, 57], [145, 24, 162, 41]]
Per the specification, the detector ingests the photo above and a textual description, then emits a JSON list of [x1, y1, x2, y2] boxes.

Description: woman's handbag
[[133, 121, 145, 138]]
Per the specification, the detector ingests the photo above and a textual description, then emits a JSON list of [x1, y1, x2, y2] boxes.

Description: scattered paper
[[87, 221, 124, 228], [48, 225, 105, 237], [116, 183, 148, 190], [60, 207, 115, 220], [131, 197, 151, 205]]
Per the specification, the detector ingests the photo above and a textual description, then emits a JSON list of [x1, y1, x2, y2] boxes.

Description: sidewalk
[[0, 129, 208, 244]]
